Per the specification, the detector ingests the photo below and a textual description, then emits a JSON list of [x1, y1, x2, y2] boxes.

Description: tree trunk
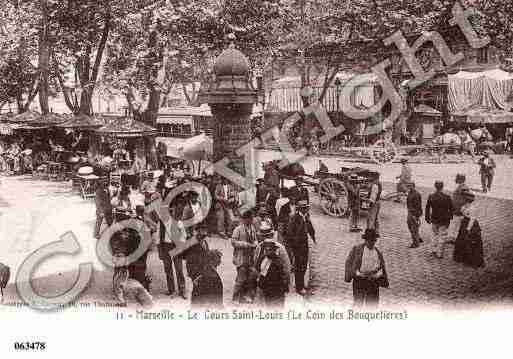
[[142, 87, 161, 126], [75, 8, 110, 116], [38, 0, 50, 115], [79, 88, 92, 115], [318, 65, 339, 104]]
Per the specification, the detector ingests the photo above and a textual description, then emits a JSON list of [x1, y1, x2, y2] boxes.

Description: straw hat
[[259, 222, 274, 239]]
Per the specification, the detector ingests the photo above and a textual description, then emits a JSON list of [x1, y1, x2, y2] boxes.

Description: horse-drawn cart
[[315, 167, 379, 217], [262, 160, 380, 218]]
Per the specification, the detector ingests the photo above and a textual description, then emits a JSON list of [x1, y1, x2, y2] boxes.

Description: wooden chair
[[78, 174, 101, 200]]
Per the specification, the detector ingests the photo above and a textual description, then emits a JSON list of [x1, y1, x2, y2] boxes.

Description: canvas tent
[[448, 69, 513, 122], [267, 72, 377, 112]]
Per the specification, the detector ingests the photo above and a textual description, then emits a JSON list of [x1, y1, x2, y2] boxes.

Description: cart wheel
[[318, 177, 348, 217]]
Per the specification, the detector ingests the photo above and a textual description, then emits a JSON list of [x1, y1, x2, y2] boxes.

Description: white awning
[[159, 105, 212, 117], [448, 69, 513, 81], [156, 137, 188, 158], [156, 115, 193, 125]]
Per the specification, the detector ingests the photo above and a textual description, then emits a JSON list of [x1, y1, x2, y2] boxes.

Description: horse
[[470, 128, 493, 142]]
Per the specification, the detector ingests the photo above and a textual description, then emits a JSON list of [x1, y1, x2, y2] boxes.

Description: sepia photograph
[[0, 0, 512, 356]]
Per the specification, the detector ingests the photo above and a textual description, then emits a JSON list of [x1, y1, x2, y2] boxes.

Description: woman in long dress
[[453, 192, 484, 268]]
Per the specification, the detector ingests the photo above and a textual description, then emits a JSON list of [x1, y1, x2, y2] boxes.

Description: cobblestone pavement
[[2, 150, 513, 309], [307, 183, 513, 309]]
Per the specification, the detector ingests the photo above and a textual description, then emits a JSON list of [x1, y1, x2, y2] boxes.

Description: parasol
[[41, 113, 69, 125], [57, 114, 105, 129], [0, 113, 14, 123], [179, 133, 213, 161], [95, 117, 157, 138]]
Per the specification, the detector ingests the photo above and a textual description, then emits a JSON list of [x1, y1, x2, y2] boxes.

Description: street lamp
[[334, 77, 342, 116], [334, 77, 342, 151]]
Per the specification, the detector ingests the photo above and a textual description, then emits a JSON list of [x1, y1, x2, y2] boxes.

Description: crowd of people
[[93, 160, 323, 309], [1, 127, 495, 310], [94, 152, 491, 309]]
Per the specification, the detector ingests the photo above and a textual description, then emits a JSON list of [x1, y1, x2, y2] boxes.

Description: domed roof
[[214, 46, 250, 76]]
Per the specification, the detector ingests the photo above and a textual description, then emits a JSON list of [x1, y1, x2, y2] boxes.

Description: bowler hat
[[362, 228, 380, 240], [349, 174, 359, 181]]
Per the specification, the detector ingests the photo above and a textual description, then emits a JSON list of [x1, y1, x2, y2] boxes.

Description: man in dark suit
[[287, 200, 316, 295], [478, 151, 496, 193], [425, 181, 453, 258], [406, 182, 423, 248], [345, 228, 388, 308], [94, 178, 113, 239], [290, 180, 309, 204]]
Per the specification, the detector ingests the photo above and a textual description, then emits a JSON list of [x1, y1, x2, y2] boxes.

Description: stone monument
[[198, 40, 260, 181]]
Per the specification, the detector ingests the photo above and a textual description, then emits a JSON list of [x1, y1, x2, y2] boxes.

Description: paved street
[[1, 151, 513, 310]]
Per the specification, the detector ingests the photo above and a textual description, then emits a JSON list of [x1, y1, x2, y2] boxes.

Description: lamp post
[[334, 77, 342, 152]]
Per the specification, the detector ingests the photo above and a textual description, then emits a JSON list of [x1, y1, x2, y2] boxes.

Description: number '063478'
[[13, 342, 46, 350]]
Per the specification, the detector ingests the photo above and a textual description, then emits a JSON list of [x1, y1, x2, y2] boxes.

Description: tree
[[103, 0, 289, 124], [472, 0, 513, 60], [48, 0, 159, 115], [38, 0, 51, 114], [0, 1, 40, 113]]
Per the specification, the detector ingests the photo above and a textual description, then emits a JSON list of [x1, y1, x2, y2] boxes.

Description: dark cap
[[362, 228, 380, 241], [455, 173, 466, 183]]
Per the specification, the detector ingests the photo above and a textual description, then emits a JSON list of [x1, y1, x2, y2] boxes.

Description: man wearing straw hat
[[231, 210, 258, 304], [256, 230, 290, 308], [345, 228, 389, 308], [254, 222, 291, 282]]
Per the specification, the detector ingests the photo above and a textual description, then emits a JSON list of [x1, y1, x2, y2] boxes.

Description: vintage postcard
[[0, 0, 511, 356]]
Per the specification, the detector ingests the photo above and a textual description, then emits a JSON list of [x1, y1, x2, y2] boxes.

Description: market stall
[[95, 116, 158, 188], [409, 104, 442, 144], [54, 114, 106, 190]]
